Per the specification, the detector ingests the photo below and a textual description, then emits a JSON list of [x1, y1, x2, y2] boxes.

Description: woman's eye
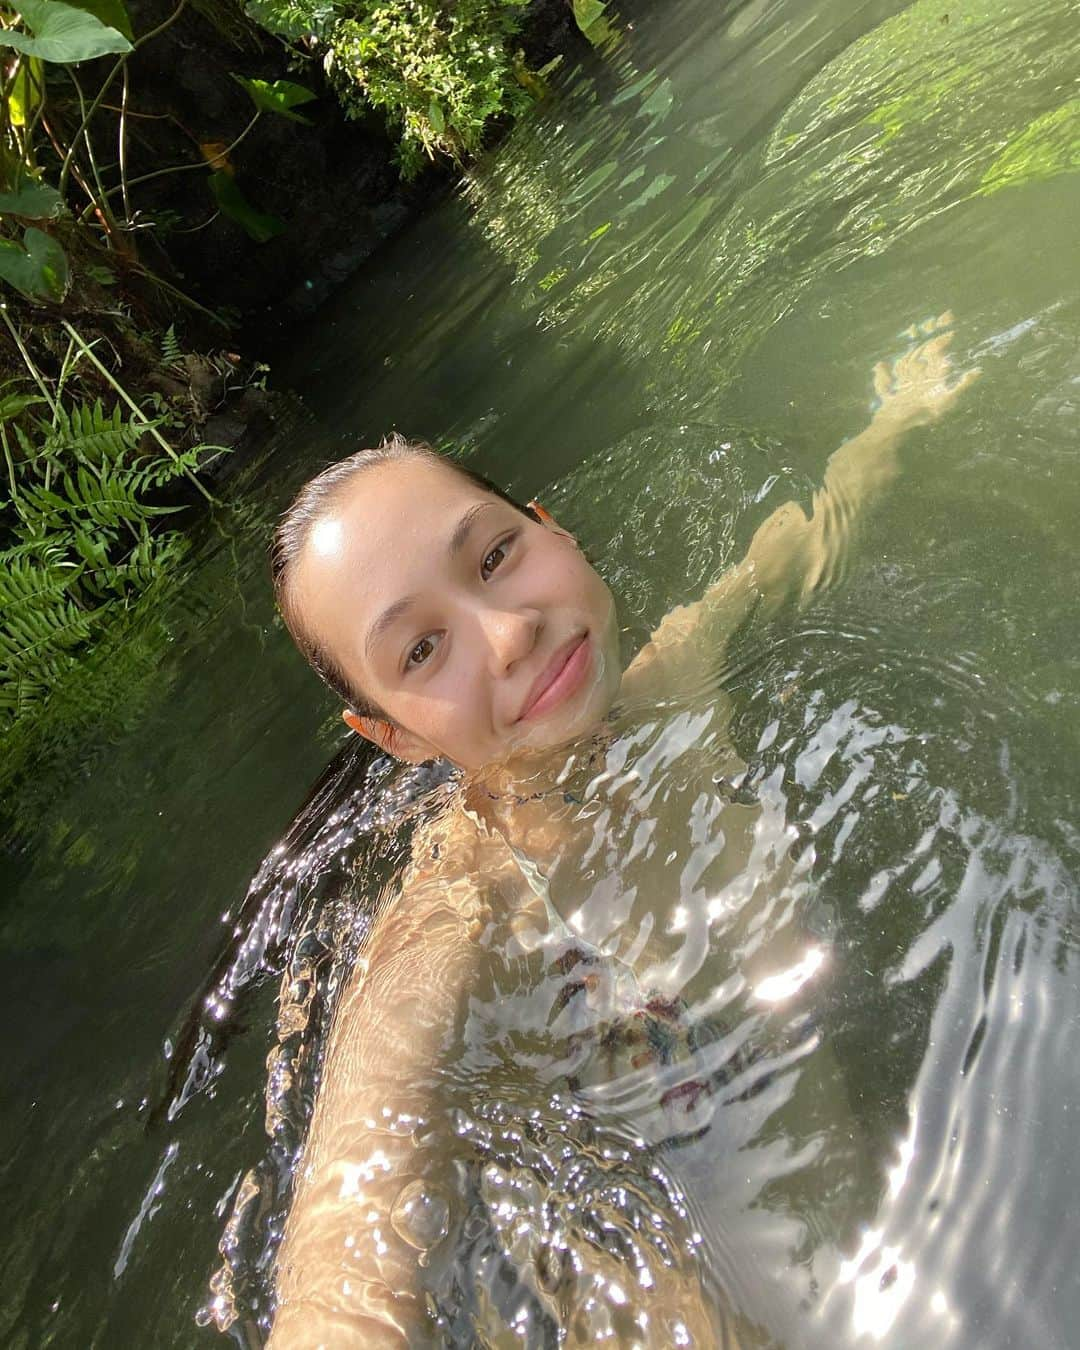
[[482, 535, 514, 579], [407, 635, 437, 668]]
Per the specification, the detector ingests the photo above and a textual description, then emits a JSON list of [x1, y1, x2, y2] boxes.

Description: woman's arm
[[269, 820, 494, 1348], [625, 320, 979, 684]]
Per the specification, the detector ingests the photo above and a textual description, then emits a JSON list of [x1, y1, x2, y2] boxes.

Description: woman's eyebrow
[[365, 501, 501, 661], [448, 500, 498, 558], [365, 594, 418, 661]]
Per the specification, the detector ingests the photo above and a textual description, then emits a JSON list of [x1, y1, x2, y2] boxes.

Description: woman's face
[[289, 458, 622, 771]]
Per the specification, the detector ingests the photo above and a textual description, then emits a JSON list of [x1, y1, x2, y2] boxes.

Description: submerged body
[[268, 326, 976, 1346]]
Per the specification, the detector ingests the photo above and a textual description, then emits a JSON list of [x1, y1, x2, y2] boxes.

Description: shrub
[[250, 0, 534, 175]]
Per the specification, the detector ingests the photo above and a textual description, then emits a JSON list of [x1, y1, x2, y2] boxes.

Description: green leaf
[[0, 390, 47, 422], [207, 171, 285, 244], [571, 0, 614, 45], [62, 0, 133, 41], [6, 56, 44, 125], [0, 227, 69, 302], [243, 0, 334, 41], [0, 0, 132, 62], [85, 262, 116, 285], [427, 100, 445, 135], [231, 75, 317, 123], [0, 179, 65, 220]]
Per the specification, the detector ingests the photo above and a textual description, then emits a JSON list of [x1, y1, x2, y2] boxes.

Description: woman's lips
[[517, 634, 592, 722]]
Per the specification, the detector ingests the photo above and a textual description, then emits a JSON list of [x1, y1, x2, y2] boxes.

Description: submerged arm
[[626, 320, 979, 680], [269, 826, 493, 1348]]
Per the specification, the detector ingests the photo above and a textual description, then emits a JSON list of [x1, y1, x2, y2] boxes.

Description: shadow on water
[[3, 0, 1080, 1343]]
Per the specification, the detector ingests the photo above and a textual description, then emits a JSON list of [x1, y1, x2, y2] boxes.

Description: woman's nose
[[478, 607, 540, 675]]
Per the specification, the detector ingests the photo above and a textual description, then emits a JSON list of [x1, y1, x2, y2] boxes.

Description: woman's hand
[[870, 312, 981, 434], [624, 312, 982, 688]]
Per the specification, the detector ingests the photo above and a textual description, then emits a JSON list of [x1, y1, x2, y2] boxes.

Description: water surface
[[2, 0, 1079, 1343]]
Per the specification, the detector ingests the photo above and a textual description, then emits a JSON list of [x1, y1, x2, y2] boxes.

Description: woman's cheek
[[429, 666, 479, 742]]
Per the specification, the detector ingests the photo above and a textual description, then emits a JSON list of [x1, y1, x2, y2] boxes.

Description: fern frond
[[1, 389, 216, 736], [17, 466, 182, 531], [0, 538, 73, 568], [0, 389, 47, 425], [161, 324, 184, 365], [44, 400, 149, 469], [129, 442, 229, 494], [0, 556, 80, 617]]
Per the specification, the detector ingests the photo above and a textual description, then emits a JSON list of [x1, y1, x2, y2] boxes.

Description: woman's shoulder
[[400, 785, 514, 901], [619, 601, 702, 701]]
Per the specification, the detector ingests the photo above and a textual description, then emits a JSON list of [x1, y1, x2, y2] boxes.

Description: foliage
[[246, 0, 537, 175], [0, 0, 288, 751], [0, 389, 226, 731], [0, 0, 131, 61], [242, 0, 616, 177], [232, 75, 319, 124], [245, 0, 336, 42], [0, 225, 69, 300], [0, 0, 316, 309], [0, 573, 184, 841], [0, 179, 64, 218], [332, 0, 531, 174], [208, 170, 286, 242], [571, 0, 616, 47]]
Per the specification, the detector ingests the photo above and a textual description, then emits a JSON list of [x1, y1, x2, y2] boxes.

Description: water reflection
[[216, 404, 1080, 1346], [463, 0, 1078, 414], [3, 0, 1079, 1342]]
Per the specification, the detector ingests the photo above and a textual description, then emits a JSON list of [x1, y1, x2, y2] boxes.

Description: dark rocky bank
[[120, 0, 592, 351]]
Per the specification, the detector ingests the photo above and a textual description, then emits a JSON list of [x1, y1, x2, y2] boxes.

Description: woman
[[267, 321, 977, 1346]]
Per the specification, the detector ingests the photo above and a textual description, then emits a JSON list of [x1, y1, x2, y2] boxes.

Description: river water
[[2, 0, 1079, 1343]]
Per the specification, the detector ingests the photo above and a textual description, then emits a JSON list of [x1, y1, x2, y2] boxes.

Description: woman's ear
[[526, 500, 574, 541], [341, 710, 438, 765]]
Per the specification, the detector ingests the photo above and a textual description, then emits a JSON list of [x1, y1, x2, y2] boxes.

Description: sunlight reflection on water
[[4, 0, 1080, 1344]]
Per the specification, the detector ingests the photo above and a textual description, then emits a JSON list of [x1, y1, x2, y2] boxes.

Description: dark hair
[[271, 433, 535, 716]]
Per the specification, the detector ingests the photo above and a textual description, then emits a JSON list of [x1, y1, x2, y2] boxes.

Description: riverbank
[[0, 0, 605, 841]]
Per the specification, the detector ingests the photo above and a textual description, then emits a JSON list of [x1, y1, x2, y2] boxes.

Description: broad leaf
[[571, 0, 615, 45], [0, 0, 131, 63], [62, 0, 133, 41], [427, 100, 445, 135], [232, 75, 317, 123], [207, 171, 285, 244], [0, 179, 65, 220], [0, 227, 69, 301], [6, 56, 44, 125]]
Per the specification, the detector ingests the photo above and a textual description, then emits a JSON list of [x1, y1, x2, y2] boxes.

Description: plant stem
[[54, 334, 78, 403], [58, 62, 123, 197], [97, 111, 261, 202], [23, 60, 48, 159], [0, 309, 58, 417], [132, 0, 190, 50], [42, 115, 106, 228], [118, 62, 132, 221], [59, 320, 216, 504], [57, 0, 191, 196], [1, 424, 18, 505], [131, 265, 231, 327], [69, 68, 117, 242]]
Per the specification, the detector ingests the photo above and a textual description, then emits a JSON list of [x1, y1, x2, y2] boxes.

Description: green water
[[2, 0, 1079, 1343]]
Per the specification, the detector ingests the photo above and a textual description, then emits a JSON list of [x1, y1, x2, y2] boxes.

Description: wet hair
[[271, 433, 537, 718]]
